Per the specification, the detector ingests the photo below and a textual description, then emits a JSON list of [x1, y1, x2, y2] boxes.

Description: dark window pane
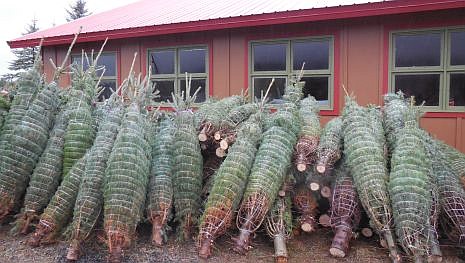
[[293, 40, 330, 70], [179, 48, 206, 73], [253, 43, 286, 72], [150, 50, 175, 74], [253, 77, 286, 104], [71, 54, 90, 71], [301, 76, 329, 105], [180, 78, 206, 103], [97, 53, 116, 76], [451, 31, 465, 66], [395, 33, 441, 67], [153, 80, 175, 103], [394, 74, 440, 106], [98, 80, 116, 102], [449, 73, 465, 106]]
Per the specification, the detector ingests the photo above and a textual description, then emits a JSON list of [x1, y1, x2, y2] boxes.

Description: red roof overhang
[[8, 0, 465, 48]]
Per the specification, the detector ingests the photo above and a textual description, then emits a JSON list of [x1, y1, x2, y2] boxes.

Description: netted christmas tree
[[342, 95, 400, 262], [383, 92, 409, 155], [388, 105, 435, 262], [233, 78, 302, 254], [146, 116, 175, 246], [0, 77, 60, 220], [423, 133, 465, 246], [103, 69, 153, 262], [11, 107, 68, 235], [329, 160, 361, 258], [198, 112, 263, 258], [28, 153, 88, 246], [436, 141, 465, 188], [62, 54, 100, 177], [171, 74, 204, 241], [67, 89, 124, 260], [316, 117, 343, 174], [294, 94, 320, 172], [0, 48, 43, 219]]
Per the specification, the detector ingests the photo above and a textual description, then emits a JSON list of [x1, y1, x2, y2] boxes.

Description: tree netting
[[294, 96, 321, 172], [220, 102, 259, 131], [423, 133, 465, 245], [234, 80, 301, 254], [342, 96, 400, 262], [196, 95, 245, 142], [62, 57, 100, 178], [103, 102, 151, 261], [0, 52, 42, 149], [436, 141, 465, 187], [172, 109, 203, 240], [146, 117, 176, 246], [198, 113, 262, 258], [329, 161, 361, 258], [383, 92, 409, 155], [265, 195, 293, 263], [62, 90, 96, 177], [67, 99, 124, 260], [388, 107, 434, 261], [0, 96, 11, 130], [0, 81, 59, 219], [29, 153, 88, 247], [316, 117, 343, 174], [12, 107, 68, 234]]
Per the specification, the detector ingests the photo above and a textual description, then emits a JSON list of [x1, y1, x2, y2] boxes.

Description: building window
[[149, 46, 208, 103], [250, 37, 334, 108], [71, 52, 117, 102], [390, 28, 465, 110]]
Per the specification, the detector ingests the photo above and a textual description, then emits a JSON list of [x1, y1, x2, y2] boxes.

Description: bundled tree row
[[1, 40, 465, 263]]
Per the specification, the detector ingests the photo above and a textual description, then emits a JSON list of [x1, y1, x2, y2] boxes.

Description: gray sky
[[0, 0, 138, 76]]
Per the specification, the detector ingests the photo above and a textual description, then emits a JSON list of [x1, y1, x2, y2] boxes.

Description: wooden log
[[361, 227, 373, 238], [297, 163, 307, 172], [316, 165, 326, 174], [216, 148, 226, 158], [198, 132, 208, 142], [320, 186, 332, 199], [214, 131, 222, 141], [319, 214, 331, 227], [309, 182, 320, 192]]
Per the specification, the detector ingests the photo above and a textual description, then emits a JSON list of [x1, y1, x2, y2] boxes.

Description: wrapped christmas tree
[[146, 117, 175, 246], [198, 113, 263, 258], [342, 95, 400, 262], [329, 161, 361, 258], [389, 106, 435, 262], [233, 78, 301, 254], [171, 74, 204, 240]]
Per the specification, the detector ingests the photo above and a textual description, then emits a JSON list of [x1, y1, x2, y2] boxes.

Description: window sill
[[423, 111, 465, 118]]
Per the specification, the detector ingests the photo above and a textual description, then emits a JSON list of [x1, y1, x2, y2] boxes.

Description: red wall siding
[[41, 8, 465, 151]]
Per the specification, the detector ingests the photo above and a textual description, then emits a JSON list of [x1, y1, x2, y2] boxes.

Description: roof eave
[[8, 0, 465, 48]]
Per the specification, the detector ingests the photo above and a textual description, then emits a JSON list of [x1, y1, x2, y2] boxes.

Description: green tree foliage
[[5, 19, 40, 79], [66, 0, 91, 22]]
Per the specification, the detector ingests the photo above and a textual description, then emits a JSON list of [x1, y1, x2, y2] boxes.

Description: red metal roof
[[8, 0, 465, 48]]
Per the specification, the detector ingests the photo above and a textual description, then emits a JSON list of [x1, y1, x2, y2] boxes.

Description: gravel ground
[[0, 223, 463, 263]]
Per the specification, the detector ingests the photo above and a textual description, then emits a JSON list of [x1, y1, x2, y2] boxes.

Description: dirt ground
[[0, 223, 463, 263]]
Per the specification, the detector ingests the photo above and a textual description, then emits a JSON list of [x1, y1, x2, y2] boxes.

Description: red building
[[7, 0, 465, 150]]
